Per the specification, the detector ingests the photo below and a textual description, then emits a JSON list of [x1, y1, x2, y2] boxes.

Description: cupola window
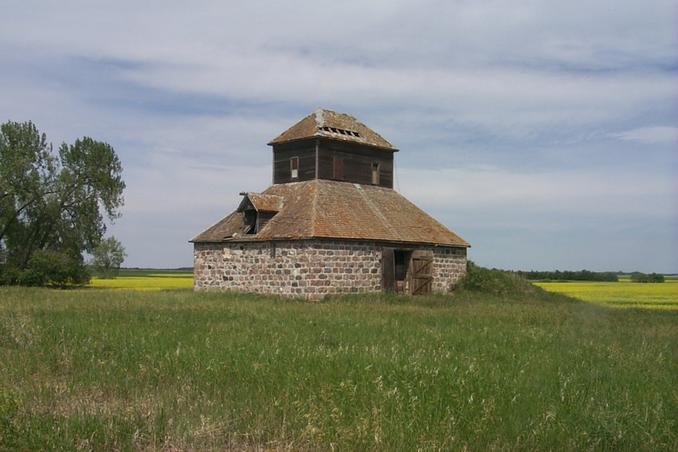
[[290, 156, 299, 179], [371, 162, 380, 185]]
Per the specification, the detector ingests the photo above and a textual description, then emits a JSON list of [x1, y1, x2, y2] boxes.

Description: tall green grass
[[1, 287, 677, 450]]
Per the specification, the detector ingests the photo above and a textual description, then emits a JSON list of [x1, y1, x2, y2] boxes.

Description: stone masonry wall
[[193, 240, 467, 299], [431, 247, 468, 292]]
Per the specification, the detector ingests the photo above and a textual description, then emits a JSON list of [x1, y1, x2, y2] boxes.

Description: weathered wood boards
[[272, 138, 394, 187]]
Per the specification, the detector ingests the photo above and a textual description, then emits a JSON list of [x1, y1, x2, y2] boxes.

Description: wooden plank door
[[382, 247, 395, 292], [410, 250, 433, 295]]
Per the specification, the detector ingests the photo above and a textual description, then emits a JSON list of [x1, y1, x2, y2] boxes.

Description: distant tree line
[[517, 270, 667, 283], [516, 270, 619, 282], [629, 272, 665, 283]]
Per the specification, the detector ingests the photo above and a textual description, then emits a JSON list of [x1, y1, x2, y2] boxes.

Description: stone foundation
[[193, 240, 466, 299]]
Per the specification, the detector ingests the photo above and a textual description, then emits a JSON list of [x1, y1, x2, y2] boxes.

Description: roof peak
[[269, 109, 397, 150]]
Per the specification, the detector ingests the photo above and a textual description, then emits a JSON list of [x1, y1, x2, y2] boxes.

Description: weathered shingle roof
[[239, 193, 284, 212], [192, 180, 469, 247], [192, 210, 244, 244], [268, 108, 397, 151]]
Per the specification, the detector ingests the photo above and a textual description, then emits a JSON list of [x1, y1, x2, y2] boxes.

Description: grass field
[[89, 270, 678, 312], [1, 285, 677, 450], [534, 279, 678, 310]]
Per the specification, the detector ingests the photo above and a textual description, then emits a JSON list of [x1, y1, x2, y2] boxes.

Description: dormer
[[267, 109, 398, 188], [237, 192, 284, 235]]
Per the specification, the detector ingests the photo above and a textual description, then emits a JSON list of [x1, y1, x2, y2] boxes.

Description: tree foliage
[[20, 249, 90, 287], [90, 236, 127, 278], [0, 121, 125, 286], [630, 272, 665, 283], [516, 269, 619, 282]]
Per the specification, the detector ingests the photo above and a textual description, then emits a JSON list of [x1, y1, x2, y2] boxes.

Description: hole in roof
[[321, 126, 360, 137]]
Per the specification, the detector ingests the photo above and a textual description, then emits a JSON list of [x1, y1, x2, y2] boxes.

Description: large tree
[[0, 121, 125, 284]]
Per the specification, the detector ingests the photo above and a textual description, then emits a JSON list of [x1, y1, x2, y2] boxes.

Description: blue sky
[[1, 1, 677, 271]]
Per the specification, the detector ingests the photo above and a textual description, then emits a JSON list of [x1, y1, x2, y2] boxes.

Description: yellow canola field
[[534, 279, 678, 310], [90, 273, 193, 291]]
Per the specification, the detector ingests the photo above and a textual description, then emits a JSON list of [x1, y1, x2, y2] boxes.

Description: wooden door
[[410, 250, 433, 295], [381, 247, 395, 292]]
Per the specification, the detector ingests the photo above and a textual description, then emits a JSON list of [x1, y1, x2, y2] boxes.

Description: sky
[[1, 1, 677, 272]]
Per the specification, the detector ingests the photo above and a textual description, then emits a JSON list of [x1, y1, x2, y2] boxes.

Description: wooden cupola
[[267, 109, 398, 188]]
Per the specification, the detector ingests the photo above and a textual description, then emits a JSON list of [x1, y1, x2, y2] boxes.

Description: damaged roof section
[[192, 180, 469, 247], [268, 108, 397, 151], [192, 210, 245, 243], [238, 192, 284, 212]]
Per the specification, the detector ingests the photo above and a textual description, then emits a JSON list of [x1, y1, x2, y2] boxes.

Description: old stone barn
[[192, 109, 469, 299]]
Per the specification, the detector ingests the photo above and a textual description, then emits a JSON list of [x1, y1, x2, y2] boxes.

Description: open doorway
[[382, 248, 433, 295], [382, 248, 412, 294], [394, 250, 412, 293]]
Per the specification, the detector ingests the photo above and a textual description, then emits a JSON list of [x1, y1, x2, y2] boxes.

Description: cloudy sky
[[1, 1, 677, 271]]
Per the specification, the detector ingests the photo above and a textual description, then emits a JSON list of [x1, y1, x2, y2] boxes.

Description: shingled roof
[[238, 193, 284, 212], [268, 109, 397, 151], [192, 180, 469, 247]]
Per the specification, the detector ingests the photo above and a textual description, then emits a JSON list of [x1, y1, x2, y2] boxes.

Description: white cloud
[[1, 0, 676, 270], [612, 126, 678, 144], [399, 165, 676, 220]]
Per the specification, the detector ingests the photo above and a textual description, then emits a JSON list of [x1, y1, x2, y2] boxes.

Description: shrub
[[16, 268, 47, 287], [0, 267, 21, 286], [456, 261, 542, 297], [630, 272, 665, 283], [23, 250, 90, 287]]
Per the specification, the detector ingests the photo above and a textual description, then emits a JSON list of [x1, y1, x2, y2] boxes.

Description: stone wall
[[193, 240, 466, 299], [431, 247, 468, 292]]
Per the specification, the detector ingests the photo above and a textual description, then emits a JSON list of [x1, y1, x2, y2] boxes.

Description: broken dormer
[[267, 109, 397, 188], [237, 192, 284, 235]]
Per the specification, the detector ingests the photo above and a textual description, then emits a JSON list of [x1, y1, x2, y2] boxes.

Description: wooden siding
[[272, 141, 316, 184], [272, 138, 394, 187], [317, 139, 393, 188]]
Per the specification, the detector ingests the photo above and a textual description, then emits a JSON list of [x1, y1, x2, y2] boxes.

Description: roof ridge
[[310, 179, 320, 237], [352, 183, 404, 241], [390, 190, 470, 247], [313, 108, 325, 128]]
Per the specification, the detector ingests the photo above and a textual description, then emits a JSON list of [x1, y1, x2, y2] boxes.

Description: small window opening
[[290, 156, 299, 179], [371, 162, 380, 185], [243, 209, 257, 234]]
